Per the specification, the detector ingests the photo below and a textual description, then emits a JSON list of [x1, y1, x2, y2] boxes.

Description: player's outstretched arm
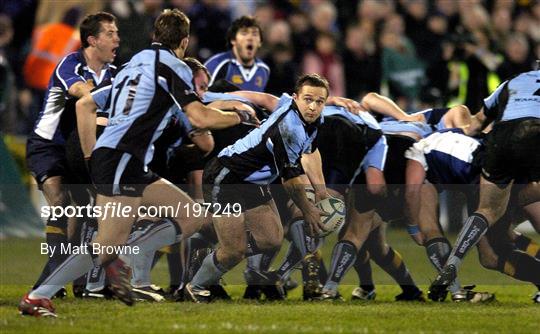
[[361, 92, 424, 122], [183, 100, 259, 129], [326, 96, 362, 114], [463, 108, 492, 137], [228, 91, 279, 111], [206, 100, 259, 126], [76, 94, 98, 159]]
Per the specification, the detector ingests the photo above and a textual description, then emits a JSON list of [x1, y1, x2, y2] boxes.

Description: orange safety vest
[[23, 23, 80, 90]]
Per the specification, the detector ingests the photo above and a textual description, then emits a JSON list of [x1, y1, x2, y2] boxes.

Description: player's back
[[218, 94, 316, 184], [95, 44, 196, 166], [484, 70, 540, 122], [406, 129, 482, 185]]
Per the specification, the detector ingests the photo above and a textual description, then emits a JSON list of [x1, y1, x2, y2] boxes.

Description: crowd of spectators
[[1, 0, 539, 135]]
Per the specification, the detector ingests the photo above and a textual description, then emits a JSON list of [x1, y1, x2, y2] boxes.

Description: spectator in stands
[[105, 0, 160, 65], [342, 24, 380, 100], [264, 43, 299, 96], [496, 33, 535, 81], [380, 14, 426, 110], [22, 7, 81, 130], [302, 31, 345, 97]]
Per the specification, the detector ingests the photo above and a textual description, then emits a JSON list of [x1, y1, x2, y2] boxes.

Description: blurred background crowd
[[1, 0, 539, 136]]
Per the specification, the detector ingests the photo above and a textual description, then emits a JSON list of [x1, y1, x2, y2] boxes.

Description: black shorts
[[90, 148, 160, 197], [203, 158, 272, 212], [482, 118, 540, 184], [26, 134, 70, 187]]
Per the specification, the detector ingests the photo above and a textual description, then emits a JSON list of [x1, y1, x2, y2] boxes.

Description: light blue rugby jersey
[[201, 91, 251, 104], [218, 94, 319, 185], [93, 43, 200, 166], [379, 120, 433, 138], [483, 70, 540, 122]]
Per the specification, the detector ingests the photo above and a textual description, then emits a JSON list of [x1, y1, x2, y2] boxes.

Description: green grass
[[1, 229, 539, 333]]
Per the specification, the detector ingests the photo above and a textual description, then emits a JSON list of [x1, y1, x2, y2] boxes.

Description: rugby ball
[[316, 197, 346, 237]]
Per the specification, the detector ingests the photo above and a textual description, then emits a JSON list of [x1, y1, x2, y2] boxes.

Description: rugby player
[[184, 74, 331, 302], [19, 9, 256, 317], [205, 16, 270, 92], [428, 70, 540, 303], [26, 12, 119, 293]]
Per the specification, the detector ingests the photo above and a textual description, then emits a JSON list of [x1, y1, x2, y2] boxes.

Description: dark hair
[[294, 74, 330, 97], [80, 12, 116, 48], [183, 57, 210, 79], [153, 9, 190, 50], [62, 7, 81, 27], [226, 16, 262, 49]]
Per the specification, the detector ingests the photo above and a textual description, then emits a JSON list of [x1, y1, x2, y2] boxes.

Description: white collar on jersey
[[231, 58, 260, 82]]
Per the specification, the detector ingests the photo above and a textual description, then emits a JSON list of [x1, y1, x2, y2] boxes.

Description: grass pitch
[[1, 229, 538, 333]]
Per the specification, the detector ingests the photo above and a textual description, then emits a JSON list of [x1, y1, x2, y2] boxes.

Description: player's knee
[[46, 189, 70, 207]]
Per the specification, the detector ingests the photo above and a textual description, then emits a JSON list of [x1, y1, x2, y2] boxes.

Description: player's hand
[[329, 96, 362, 114], [303, 204, 329, 236], [315, 190, 330, 203], [234, 108, 260, 127]]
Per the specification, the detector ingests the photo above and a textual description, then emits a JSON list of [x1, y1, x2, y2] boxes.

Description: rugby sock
[[127, 219, 181, 287], [82, 219, 105, 292], [446, 213, 489, 270], [190, 251, 228, 289], [246, 254, 262, 271], [277, 243, 303, 279], [166, 244, 182, 288], [353, 247, 375, 292], [33, 222, 69, 288], [182, 232, 215, 284], [372, 247, 417, 293], [323, 240, 357, 293], [425, 238, 461, 293], [289, 219, 309, 258], [497, 250, 540, 285], [259, 249, 278, 272], [85, 265, 105, 291], [30, 250, 99, 299], [514, 234, 540, 259]]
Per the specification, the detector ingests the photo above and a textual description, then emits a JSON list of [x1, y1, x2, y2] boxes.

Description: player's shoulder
[[204, 51, 233, 67], [255, 58, 270, 73], [57, 51, 83, 69]]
